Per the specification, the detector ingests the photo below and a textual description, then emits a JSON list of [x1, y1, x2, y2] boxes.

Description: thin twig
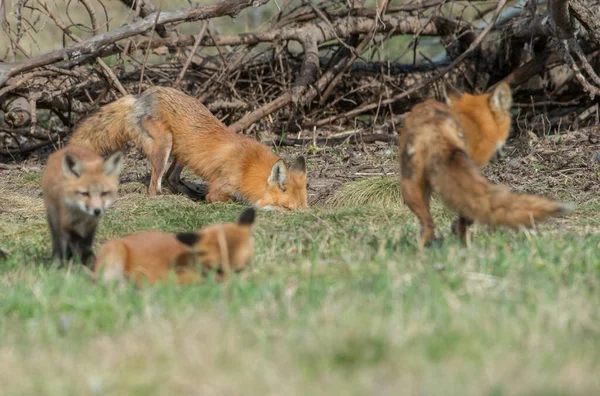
[[174, 21, 208, 87], [312, 0, 508, 127], [139, 0, 165, 95]]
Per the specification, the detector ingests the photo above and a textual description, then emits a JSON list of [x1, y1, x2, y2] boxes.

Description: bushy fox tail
[[430, 149, 572, 228], [69, 95, 141, 155]]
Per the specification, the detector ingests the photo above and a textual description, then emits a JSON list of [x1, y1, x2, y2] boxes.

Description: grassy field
[[1, 158, 599, 395]]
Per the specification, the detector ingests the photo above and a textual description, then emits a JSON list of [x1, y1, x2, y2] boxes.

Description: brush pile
[[0, 0, 599, 160]]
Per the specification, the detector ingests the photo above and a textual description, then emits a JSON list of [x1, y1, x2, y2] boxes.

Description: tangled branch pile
[[0, 0, 599, 159]]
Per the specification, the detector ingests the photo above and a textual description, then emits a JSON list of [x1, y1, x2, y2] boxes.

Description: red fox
[[399, 82, 571, 246], [95, 208, 256, 285], [41, 145, 123, 265], [69, 87, 308, 211]]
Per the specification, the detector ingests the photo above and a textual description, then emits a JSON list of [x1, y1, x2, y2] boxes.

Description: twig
[[311, 0, 508, 127], [267, 132, 395, 147], [35, 0, 128, 96], [0, 0, 269, 88], [174, 21, 208, 87], [139, 0, 165, 95]]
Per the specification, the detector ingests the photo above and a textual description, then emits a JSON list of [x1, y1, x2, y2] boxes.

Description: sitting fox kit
[[70, 87, 308, 211], [41, 146, 123, 265], [95, 208, 256, 286], [399, 82, 570, 246]]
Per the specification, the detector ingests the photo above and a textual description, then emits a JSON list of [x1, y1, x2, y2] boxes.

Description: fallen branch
[[1, 95, 30, 127], [268, 132, 395, 147], [0, 0, 269, 87], [310, 0, 508, 127]]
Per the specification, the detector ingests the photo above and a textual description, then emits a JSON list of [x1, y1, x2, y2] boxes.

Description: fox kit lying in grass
[[41, 146, 123, 265], [69, 87, 308, 211], [399, 82, 571, 246], [95, 208, 256, 285]]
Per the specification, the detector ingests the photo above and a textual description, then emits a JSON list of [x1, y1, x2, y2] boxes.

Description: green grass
[[1, 188, 600, 395]]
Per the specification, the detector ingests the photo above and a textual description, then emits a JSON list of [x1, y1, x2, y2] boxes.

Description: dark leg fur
[[166, 161, 208, 201], [451, 216, 474, 245], [46, 208, 69, 261], [67, 227, 97, 267]]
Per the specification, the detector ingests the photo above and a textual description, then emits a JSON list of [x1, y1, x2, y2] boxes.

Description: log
[[1, 95, 30, 127]]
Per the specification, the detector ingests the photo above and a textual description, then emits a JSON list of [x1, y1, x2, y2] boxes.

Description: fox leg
[[69, 227, 97, 267], [451, 216, 474, 245], [165, 161, 207, 200], [401, 179, 436, 246], [52, 231, 70, 261], [46, 207, 67, 260], [140, 117, 173, 196]]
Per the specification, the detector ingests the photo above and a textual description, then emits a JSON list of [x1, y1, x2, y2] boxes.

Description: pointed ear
[[268, 160, 288, 186], [290, 156, 306, 173], [61, 152, 83, 179], [489, 82, 512, 113], [442, 83, 462, 106], [238, 208, 256, 226], [102, 151, 124, 176], [176, 232, 201, 247]]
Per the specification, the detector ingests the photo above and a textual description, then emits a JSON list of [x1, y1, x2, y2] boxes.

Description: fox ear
[[442, 83, 462, 106], [62, 152, 83, 178], [290, 156, 306, 173], [489, 82, 512, 113], [268, 160, 288, 186], [102, 151, 124, 176], [176, 232, 201, 247], [238, 208, 256, 226]]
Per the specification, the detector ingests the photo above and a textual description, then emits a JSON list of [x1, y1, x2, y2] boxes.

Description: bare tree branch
[[0, 0, 269, 88]]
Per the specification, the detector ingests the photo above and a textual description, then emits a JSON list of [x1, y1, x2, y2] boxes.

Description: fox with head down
[[70, 87, 308, 212]]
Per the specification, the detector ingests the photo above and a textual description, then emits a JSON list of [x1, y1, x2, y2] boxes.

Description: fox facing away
[[95, 208, 256, 286], [41, 146, 123, 265], [399, 82, 571, 246], [69, 87, 308, 211]]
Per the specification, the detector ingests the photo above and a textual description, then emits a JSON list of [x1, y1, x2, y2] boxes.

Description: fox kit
[[69, 87, 308, 211], [41, 146, 123, 264], [399, 82, 570, 246], [95, 208, 256, 285]]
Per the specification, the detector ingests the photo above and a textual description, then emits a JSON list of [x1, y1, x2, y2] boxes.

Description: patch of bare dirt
[[485, 126, 600, 203]]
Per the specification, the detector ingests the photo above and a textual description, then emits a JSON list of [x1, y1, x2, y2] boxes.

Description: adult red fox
[[399, 83, 571, 246], [41, 145, 123, 264], [95, 208, 256, 285], [70, 87, 307, 211]]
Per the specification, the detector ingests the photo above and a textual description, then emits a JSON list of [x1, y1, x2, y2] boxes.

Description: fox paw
[[422, 234, 444, 248]]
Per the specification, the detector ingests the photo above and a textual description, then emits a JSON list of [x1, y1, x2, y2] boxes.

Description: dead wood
[[1, 95, 30, 127], [1, 0, 600, 160], [0, 0, 268, 88], [268, 132, 395, 147]]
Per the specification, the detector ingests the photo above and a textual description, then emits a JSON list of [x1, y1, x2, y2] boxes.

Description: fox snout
[[82, 204, 104, 217], [71, 197, 111, 218], [489, 143, 506, 164]]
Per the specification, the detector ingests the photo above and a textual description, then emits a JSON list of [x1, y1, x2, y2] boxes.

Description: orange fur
[[399, 83, 570, 246], [95, 208, 256, 286], [70, 87, 308, 211], [41, 145, 123, 264]]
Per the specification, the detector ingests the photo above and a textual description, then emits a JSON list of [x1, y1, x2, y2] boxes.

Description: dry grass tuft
[[327, 177, 405, 210]]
